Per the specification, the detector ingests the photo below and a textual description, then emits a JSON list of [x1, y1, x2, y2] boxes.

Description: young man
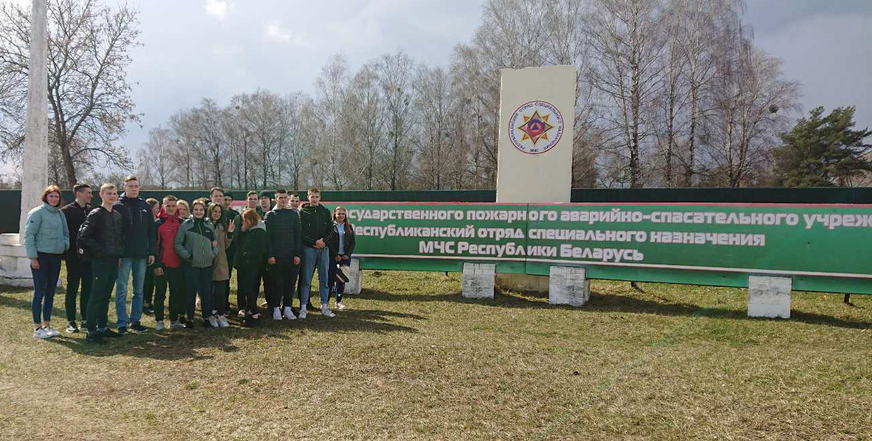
[[298, 188, 336, 318], [154, 196, 185, 330], [257, 190, 272, 218], [263, 189, 302, 320], [113, 176, 156, 334], [142, 198, 161, 315], [233, 191, 261, 316], [290, 193, 313, 311], [78, 184, 125, 344], [61, 183, 92, 333]]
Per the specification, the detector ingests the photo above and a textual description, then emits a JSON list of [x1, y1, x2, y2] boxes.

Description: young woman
[[24, 185, 70, 339], [174, 200, 219, 328], [327, 205, 355, 311], [208, 203, 235, 328], [234, 209, 268, 326], [176, 200, 190, 220]]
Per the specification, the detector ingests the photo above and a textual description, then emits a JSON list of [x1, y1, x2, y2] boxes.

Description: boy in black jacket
[[298, 188, 336, 318], [263, 189, 302, 321], [112, 176, 156, 335], [61, 183, 92, 333], [78, 184, 125, 344]]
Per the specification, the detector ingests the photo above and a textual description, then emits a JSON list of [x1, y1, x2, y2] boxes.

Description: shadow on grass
[[356, 288, 872, 330], [1, 291, 422, 360]]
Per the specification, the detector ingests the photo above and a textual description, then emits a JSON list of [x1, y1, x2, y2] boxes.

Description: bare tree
[[0, 0, 140, 186], [377, 50, 416, 190]]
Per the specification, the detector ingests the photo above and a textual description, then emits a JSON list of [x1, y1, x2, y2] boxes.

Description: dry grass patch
[[0, 270, 870, 440]]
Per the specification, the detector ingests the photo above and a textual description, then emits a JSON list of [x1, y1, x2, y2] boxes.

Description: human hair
[[177, 199, 190, 214], [73, 183, 91, 193], [146, 198, 159, 207], [123, 176, 138, 183], [289, 192, 299, 198], [308, 187, 320, 194], [224, 194, 233, 200], [332, 205, 353, 234], [40, 185, 63, 207], [209, 202, 225, 225], [246, 191, 257, 198], [99, 183, 117, 194], [210, 186, 224, 197], [162, 195, 178, 204], [242, 208, 261, 228], [275, 189, 288, 195], [191, 199, 206, 214]]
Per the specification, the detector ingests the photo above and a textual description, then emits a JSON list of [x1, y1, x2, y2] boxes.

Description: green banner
[[323, 203, 872, 294]]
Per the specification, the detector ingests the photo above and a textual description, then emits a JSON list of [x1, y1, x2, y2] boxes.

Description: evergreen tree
[[774, 106, 872, 187]]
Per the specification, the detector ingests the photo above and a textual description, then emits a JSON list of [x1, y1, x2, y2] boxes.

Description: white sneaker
[[155, 321, 165, 331], [170, 320, 184, 330], [218, 315, 230, 328], [321, 306, 336, 318], [336, 302, 347, 310], [272, 307, 282, 320], [237, 310, 246, 319], [298, 307, 307, 320], [33, 328, 50, 339], [44, 326, 61, 337], [208, 316, 219, 328], [283, 306, 296, 320]]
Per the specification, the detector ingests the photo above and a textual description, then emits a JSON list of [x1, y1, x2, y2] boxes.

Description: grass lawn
[[1, 270, 870, 440]]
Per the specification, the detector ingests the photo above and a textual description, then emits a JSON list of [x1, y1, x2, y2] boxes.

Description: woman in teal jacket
[[174, 200, 219, 327], [23, 185, 69, 339]]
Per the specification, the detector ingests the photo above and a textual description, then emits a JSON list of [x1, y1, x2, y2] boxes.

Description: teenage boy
[[61, 183, 92, 333], [299, 188, 336, 318], [142, 198, 160, 315], [290, 193, 313, 312], [233, 191, 260, 316], [154, 196, 185, 330], [263, 189, 302, 320], [78, 184, 125, 344], [257, 191, 272, 218], [113, 176, 156, 334]]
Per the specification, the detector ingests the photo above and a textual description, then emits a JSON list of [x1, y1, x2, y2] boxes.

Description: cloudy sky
[[4, 0, 871, 176]]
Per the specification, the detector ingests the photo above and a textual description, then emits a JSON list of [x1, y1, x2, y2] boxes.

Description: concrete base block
[[344, 259, 362, 295], [462, 263, 495, 299], [748, 275, 792, 319], [0, 234, 35, 287], [549, 266, 590, 307]]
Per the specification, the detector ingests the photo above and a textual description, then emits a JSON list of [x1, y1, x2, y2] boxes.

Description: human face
[[210, 190, 224, 207], [76, 188, 93, 205], [192, 204, 205, 219], [334, 208, 347, 224], [289, 195, 300, 210], [124, 179, 140, 198], [247, 194, 258, 209], [276, 193, 289, 208], [259, 197, 271, 211], [46, 191, 60, 207], [177, 204, 189, 218], [101, 188, 119, 205], [223, 195, 232, 209], [307, 191, 320, 206], [164, 200, 177, 216], [210, 205, 222, 222], [151, 203, 160, 217]]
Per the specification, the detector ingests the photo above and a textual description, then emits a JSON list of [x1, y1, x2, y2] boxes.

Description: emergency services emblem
[[508, 100, 564, 155]]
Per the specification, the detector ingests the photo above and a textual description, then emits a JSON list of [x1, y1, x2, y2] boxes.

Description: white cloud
[[204, 0, 228, 20], [264, 21, 310, 48]]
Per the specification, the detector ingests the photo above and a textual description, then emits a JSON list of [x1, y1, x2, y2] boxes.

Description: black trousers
[[269, 257, 299, 310], [65, 257, 92, 323], [87, 259, 118, 332], [154, 266, 185, 322], [238, 265, 262, 315], [143, 262, 156, 306]]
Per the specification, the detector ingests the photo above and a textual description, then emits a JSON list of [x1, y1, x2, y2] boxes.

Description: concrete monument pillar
[[0, 0, 49, 286], [493, 65, 577, 294]]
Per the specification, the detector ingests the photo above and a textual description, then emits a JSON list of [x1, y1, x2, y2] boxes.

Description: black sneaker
[[130, 322, 148, 333], [117, 326, 128, 335], [86, 332, 106, 344], [336, 268, 349, 283], [65, 322, 80, 334], [142, 304, 154, 315], [98, 328, 123, 338]]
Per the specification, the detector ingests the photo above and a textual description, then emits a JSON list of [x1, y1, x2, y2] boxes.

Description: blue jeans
[[115, 257, 147, 328], [300, 247, 331, 306], [31, 252, 62, 324]]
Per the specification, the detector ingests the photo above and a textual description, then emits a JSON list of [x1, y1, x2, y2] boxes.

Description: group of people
[[23, 177, 356, 344]]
